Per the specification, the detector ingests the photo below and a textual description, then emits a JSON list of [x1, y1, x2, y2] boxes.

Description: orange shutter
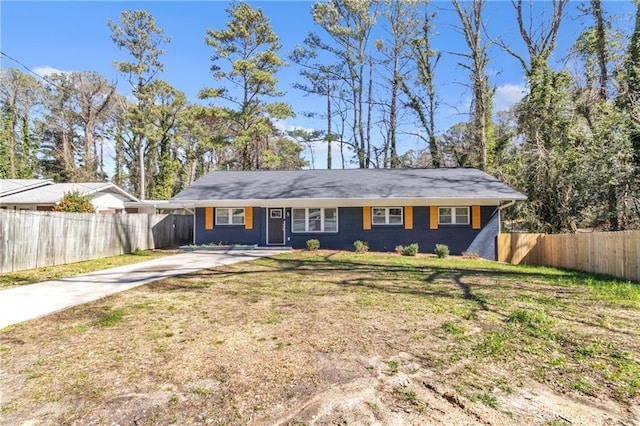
[[245, 207, 253, 230], [205, 207, 214, 230], [404, 206, 413, 230], [472, 205, 481, 229], [429, 206, 438, 230], [363, 207, 371, 230]]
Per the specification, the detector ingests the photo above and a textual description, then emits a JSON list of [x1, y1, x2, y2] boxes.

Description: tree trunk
[[139, 139, 146, 199], [591, 0, 608, 102], [327, 76, 332, 169], [113, 127, 124, 186], [84, 120, 94, 179], [389, 56, 399, 168], [365, 58, 373, 168], [7, 107, 16, 178]]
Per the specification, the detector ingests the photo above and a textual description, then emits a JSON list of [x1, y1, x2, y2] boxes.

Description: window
[[270, 209, 282, 219], [215, 208, 245, 225], [372, 207, 403, 225], [291, 208, 338, 232], [438, 207, 469, 225]]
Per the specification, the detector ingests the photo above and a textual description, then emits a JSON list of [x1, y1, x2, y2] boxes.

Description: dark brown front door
[[267, 208, 285, 245]]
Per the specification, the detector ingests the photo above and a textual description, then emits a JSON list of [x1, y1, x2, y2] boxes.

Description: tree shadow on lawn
[[170, 252, 615, 295], [144, 253, 640, 337], [174, 253, 584, 283], [149, 254, 584, 309]]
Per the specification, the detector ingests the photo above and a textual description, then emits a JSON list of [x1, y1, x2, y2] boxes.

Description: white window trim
[[438, 207, 470, 225], [291, 207, 339, 233], [215, 207, 245, 225], [372, 207, 404, 226]]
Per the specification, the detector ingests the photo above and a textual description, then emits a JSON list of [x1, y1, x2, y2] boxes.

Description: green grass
[[0, 249, 174, 290], [393, 387, 417, 402], [384, 360, 399, 376], [506, 308, 557, 338], [98, 309, 125, 327], [441, 321, 468, 336], [471, 392, 499, 409], [474, 331, 512, 358]]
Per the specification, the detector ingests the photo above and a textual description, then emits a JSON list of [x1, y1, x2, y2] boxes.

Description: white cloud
[[32, 65, 70, 78], [494, 83, 527, 112]]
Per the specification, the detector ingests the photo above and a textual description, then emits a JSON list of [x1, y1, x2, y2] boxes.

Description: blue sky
[[1, 1, 637, 168]]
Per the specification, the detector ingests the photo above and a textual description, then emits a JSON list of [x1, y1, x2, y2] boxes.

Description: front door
[[267, 208, 285, 245]]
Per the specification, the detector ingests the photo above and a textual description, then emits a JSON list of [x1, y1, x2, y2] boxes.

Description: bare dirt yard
[[1, 250, 639, 425]]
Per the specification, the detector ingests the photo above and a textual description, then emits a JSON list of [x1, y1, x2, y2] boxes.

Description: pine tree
[[108, 10, 171, 199], [200, 2, 293, 171]]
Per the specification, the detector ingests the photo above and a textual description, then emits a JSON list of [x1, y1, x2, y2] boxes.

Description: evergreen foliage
[[53, 190, 96, 213]]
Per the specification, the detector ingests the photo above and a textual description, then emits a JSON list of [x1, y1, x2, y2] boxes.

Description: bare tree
[[501, 0, 568, 77], [401, 5, 443, 167], [290, 41, 344, 169], [74, 71, 116, 180], [452, 0, 493, 171], [591, 0, 608, 102], [311, 0, 377, 168], [376, 0, 420, 168]]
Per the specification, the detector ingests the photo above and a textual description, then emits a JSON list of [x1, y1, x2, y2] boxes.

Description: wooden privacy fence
[[498, 231, 640, 282], [0, 210, 193, 273]]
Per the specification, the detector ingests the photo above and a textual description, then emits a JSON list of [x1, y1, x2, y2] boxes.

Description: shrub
[[53, 190, 95, 213], [395, 245, 404, 255], [306, 239, 320, 251], [403, 243, 419, 256], [353, 240, 369, 253], [434, 244, 449, 258]]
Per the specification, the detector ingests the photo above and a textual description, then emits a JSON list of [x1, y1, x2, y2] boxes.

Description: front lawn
[[1, 250, 638, 425]]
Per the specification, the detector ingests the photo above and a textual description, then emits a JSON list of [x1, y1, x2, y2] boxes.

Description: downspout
[[498, 200, 517, 233]]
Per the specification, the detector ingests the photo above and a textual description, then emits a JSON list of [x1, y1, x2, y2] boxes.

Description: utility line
[[1, 50, 121, 114], [1, 50, 67, 89]]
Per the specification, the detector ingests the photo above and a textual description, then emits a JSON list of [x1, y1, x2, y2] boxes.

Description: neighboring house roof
[[171, 168, 527, 207], [0, 182, 139, 206], [0, 179, 53, 197]]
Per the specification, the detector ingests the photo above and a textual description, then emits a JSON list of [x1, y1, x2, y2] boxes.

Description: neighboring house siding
[[194, 205, 498, 258], [91, 193, 126, 212]]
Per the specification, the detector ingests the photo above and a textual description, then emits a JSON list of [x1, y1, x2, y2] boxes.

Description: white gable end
[[91, 192, 126, 212]]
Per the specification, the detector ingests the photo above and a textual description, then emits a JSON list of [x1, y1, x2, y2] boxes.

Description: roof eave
[[173, 197, 526, 208], [0, 180, 54, 198]]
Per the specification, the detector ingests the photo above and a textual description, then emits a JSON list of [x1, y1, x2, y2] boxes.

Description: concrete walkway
[[0, 249, 288, 329]]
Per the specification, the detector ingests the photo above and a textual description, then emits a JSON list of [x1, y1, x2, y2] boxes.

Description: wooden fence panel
[[499, 231, 640, 282], [0, 211, 193, 273], [497, 234, 511, 263]]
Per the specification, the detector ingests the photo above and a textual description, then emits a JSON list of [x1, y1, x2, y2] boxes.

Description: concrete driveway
[[0, 249, 288, 329]]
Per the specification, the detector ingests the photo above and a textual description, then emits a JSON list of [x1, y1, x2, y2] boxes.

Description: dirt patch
[[1, 251, 639, 425]]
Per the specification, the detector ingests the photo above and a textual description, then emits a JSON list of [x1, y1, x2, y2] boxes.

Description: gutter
[[497, 200, 517, 234]]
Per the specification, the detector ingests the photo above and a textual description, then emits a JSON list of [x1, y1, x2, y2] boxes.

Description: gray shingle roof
[[171, 168, 526, 203], [0, 183, 139, 205], [0, 179, 53, 197]]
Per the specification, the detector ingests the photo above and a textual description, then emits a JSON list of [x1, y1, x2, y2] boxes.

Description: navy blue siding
[[194, 206, 499, 259], [287, 206, 497, 256], [465, 211, 499, 260], [194, 207, 265, 246]]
